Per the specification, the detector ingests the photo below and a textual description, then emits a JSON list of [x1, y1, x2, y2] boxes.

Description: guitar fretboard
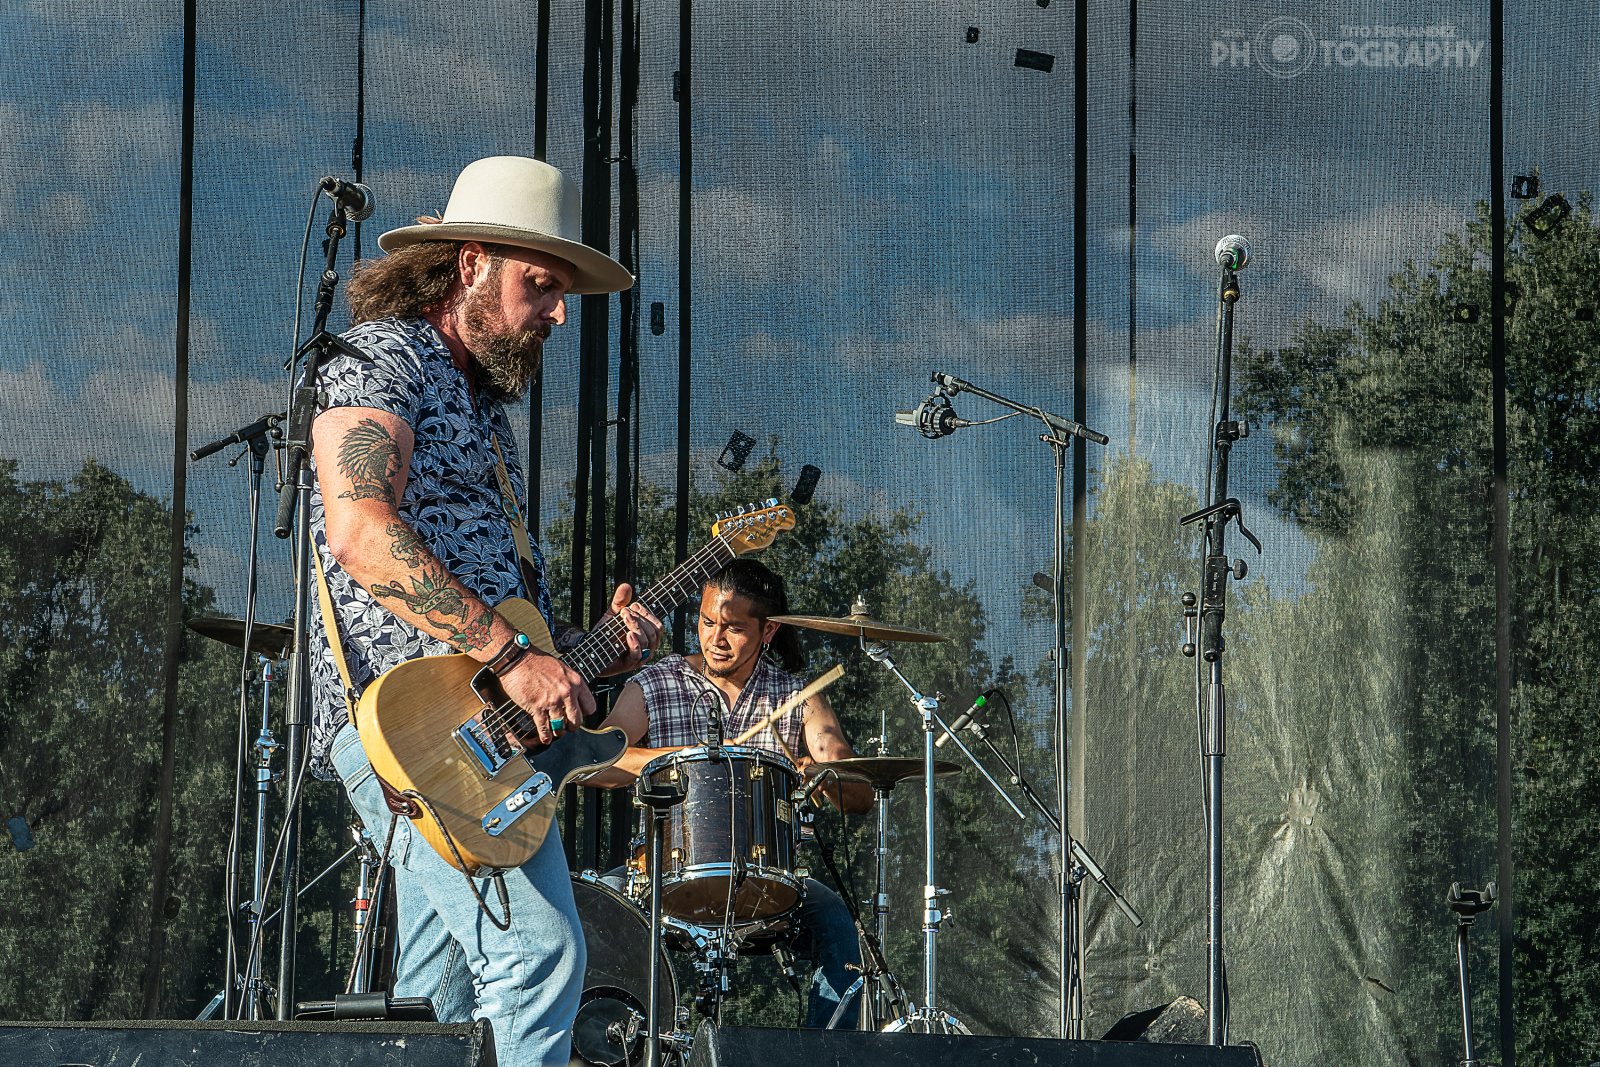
[[561, 536, 739, 682]]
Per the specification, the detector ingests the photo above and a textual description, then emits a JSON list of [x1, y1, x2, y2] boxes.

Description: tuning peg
[[764, 497, 778, 508]]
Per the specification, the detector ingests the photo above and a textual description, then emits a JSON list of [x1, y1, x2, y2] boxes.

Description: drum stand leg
[[635, 777, 686, 1067]]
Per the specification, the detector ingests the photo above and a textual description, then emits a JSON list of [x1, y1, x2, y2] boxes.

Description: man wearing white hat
[[307, 156, 661, 1066]]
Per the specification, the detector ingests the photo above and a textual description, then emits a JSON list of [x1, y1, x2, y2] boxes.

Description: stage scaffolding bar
[[672, 0, 692, 653]]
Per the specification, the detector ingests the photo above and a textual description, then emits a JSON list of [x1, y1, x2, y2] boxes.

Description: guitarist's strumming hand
[[497, 650, 595, 748]]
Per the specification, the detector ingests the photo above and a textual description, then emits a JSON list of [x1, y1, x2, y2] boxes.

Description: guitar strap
[[312, 544, 422, 820], [489, 433, 543, 597], [311, 543, 360, 726]]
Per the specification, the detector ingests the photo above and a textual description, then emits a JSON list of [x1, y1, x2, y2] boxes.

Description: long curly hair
[[347, 240, 461, 324]]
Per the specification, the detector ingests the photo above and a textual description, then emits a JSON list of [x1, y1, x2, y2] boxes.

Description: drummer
[[588, 558, 873, 1027]]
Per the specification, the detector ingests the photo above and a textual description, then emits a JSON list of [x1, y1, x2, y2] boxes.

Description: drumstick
[[731, 663, 845, 746]]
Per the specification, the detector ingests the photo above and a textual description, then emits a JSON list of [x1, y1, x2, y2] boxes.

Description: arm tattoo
[[372, 521, 497, 653], [336, 418, 401, 504], [387, 521, 426, 567]]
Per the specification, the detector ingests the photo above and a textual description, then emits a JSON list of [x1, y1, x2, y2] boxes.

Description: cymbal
[[186, 616, 294, 659], [769, 610, 947, 644], [814, 756, 961, 791]]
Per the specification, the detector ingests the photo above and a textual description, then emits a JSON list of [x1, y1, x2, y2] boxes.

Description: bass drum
[[570, 871, 677, 1067]]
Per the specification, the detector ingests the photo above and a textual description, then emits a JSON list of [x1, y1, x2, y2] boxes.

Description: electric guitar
[[355, 500, 795, 875]]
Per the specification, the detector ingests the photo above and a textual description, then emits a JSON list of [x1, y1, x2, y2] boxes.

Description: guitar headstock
[[711, 498, 796, 555]]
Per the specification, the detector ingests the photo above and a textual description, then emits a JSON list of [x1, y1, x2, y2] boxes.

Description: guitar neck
[[561, 536, 739, 683]]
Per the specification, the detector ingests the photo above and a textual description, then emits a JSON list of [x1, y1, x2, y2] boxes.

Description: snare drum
[[634, 745, 802, 925]]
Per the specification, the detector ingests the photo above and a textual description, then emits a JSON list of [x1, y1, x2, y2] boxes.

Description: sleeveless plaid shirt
[[632, 653, 808, 757]]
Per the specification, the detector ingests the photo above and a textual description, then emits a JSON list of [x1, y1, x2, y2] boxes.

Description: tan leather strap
[[311, 544, 360, 726], [489, 434, 539, 572]]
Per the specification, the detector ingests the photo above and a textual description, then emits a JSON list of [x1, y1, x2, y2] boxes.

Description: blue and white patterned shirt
[[631, 653, 809, 757], [306, 316, 554, 781]]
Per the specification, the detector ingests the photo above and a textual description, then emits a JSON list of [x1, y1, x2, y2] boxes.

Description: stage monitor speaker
[[0, 1018, 495, 1066], [685, 1023, 1264, 1067]]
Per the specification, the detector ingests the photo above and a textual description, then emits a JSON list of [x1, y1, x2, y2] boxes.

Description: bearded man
[[307, 155, 661, 1066]]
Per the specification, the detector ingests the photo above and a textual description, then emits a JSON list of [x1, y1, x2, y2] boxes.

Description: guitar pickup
[[482, 772, 555, 836]]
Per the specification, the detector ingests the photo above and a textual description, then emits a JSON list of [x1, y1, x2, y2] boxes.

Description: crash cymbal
[[814, 756, 961, 791], [186, 616, 294, 659], [770, 595, 947, 644]]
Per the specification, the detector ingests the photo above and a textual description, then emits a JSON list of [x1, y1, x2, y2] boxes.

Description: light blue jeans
[[332, 723, 584, 1066]]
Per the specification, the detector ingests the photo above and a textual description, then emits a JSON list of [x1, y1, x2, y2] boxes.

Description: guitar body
[[353, 502, 794, 875], [355, 598, 625, 875]]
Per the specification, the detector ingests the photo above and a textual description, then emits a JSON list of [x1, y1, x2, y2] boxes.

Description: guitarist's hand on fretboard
[[591, 583, 665, 677]]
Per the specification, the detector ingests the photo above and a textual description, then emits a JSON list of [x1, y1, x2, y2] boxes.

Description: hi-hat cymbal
[[186, 616, 294, 659], [769, 611, 947, 644], [814, 756, 961, 791]]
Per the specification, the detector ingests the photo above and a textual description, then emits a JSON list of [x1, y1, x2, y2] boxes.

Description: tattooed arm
[[312, 405, 593, 743]]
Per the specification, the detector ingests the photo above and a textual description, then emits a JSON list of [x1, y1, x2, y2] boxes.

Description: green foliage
[[0, 459, 236, 1018], [1235, 193, 1600, 1064]]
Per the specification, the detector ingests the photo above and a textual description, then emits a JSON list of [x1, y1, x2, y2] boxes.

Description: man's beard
[[460, 269, 547, 402]]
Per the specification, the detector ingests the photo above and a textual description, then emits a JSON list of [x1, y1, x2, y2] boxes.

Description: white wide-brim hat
[[378, 155, 634, 295]]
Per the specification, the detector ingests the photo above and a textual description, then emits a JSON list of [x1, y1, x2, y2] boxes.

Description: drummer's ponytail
[[707, 558, 806, 674]]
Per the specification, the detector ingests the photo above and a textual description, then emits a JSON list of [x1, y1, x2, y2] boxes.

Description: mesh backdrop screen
[[4, 2, 1598, 1066]]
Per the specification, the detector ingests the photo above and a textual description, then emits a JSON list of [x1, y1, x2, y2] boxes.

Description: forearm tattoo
[[336, 418, 401, 504], [372, 523, 496, 652]]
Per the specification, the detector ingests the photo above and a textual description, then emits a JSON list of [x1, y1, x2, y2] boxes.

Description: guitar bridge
[[455, 714, 516, 778], [482, 771, 555, 836]]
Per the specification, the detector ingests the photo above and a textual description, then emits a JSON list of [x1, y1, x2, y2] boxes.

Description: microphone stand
[[917, 371, 1107, 1037], [1177, 266, 1260, 1045], [271, 200, 367, 1019], [188, 412, 281, 1019]]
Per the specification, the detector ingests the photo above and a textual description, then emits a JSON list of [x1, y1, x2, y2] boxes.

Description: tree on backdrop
[[1235, 193, 1600, 1064]]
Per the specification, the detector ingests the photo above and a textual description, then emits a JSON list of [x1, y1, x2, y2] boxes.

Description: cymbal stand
[[864, 637, 1023, 1034]]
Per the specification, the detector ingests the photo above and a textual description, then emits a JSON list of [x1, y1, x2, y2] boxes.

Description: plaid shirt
[[632, 653, 808, 757]]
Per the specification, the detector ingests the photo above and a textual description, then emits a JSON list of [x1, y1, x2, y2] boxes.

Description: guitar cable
[[401, 788, 513, 931]]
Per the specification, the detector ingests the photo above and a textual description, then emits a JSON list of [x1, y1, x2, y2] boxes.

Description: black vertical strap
[[1125, 0, 1137, 451], [1488, 0, 1514, 1061], [672, 0, 693, 653], [578, 0, 616, 871], [143, 0, 197, 1018], [529, 0, 551, 536], [1067, 0, 1091, 1011], [609, 0, 643, 868]]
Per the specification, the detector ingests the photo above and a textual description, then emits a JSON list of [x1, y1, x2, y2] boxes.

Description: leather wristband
[[485, 631, 533, 677]]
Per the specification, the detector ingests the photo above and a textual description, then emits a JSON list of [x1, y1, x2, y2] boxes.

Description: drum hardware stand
[[809, 818, 911, 1031], [900, 370, 1109, 1036], [1447, 883, 1496, 1067], [347, 823, 394, 995], [1177, 249, 1261, 1045], [240, 655, 282, 1017], [636, 774, 687, 1067], [862, 631, 1025, 1035]]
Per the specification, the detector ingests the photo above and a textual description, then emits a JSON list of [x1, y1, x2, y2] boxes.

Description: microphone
[[320, 176, 376, 221], [1213, 234, 1251, 271], [704, 701, 724, 748], [895, 392, 974, 439], [935, 692, 989, 749]]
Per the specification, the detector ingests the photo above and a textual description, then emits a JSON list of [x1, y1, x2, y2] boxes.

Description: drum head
[[570, 873, 676, 1066]]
